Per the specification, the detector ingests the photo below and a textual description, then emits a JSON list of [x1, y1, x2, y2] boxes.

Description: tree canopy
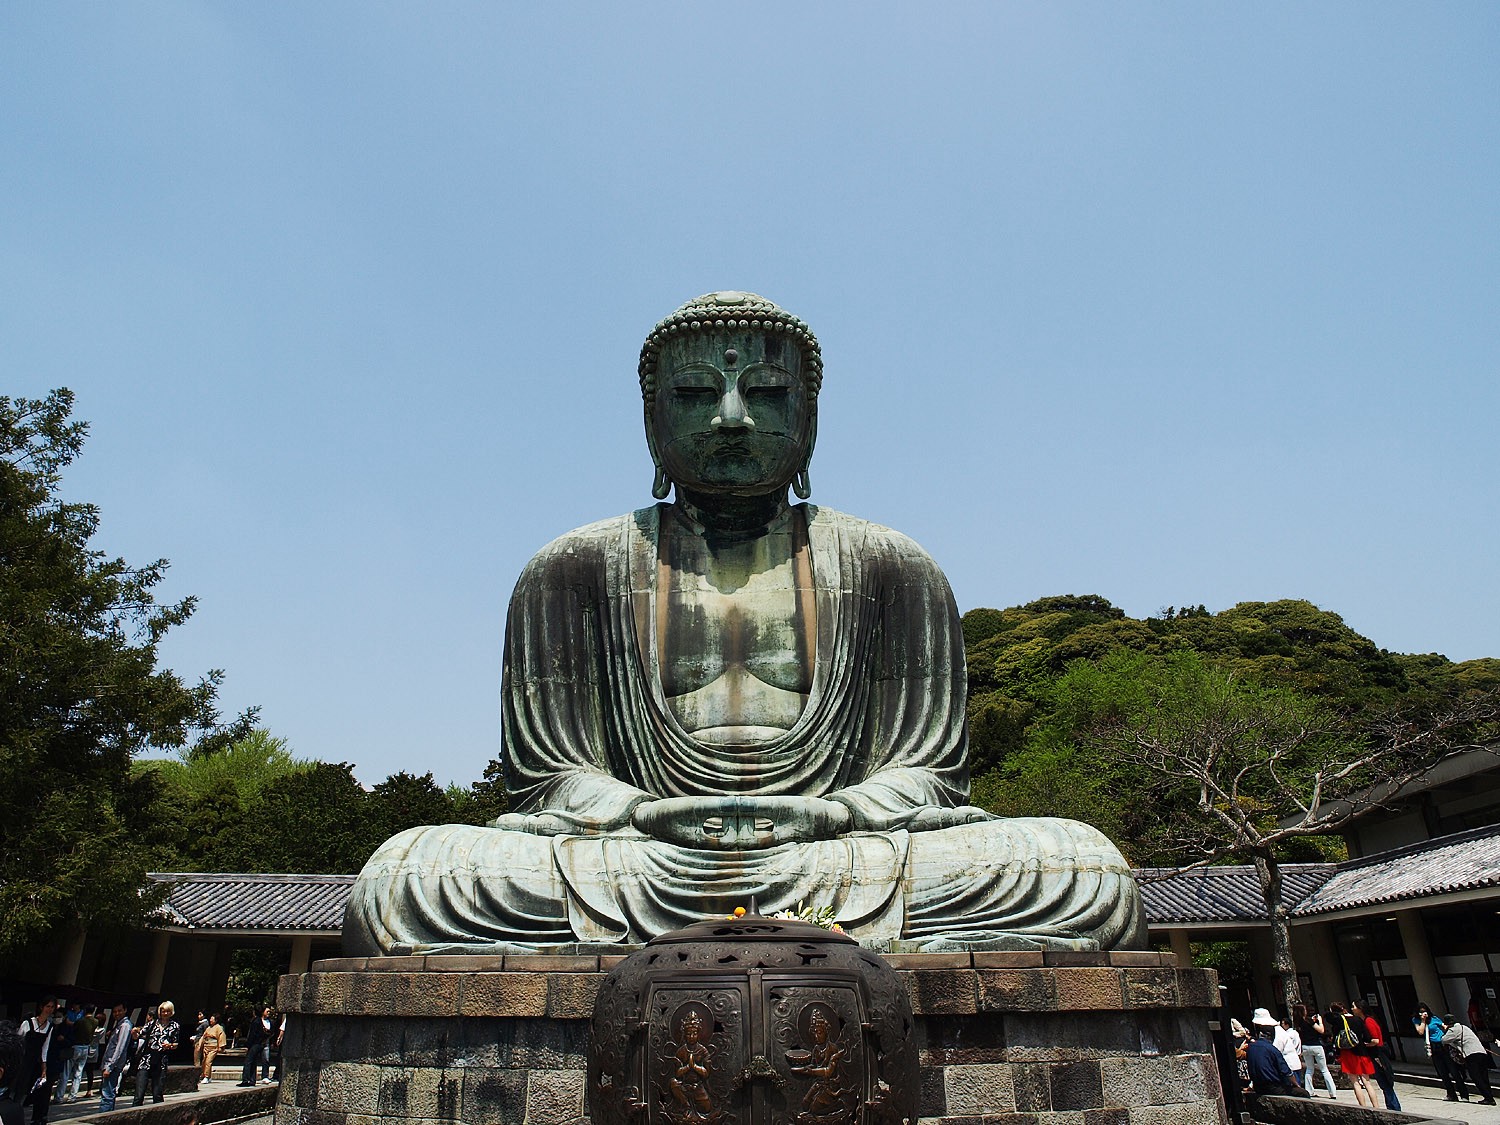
[[0, 390, 245, 957], [964, 594, 1500, 1010], [144, 735, 509, 876], [965, 594, 1500, 820]]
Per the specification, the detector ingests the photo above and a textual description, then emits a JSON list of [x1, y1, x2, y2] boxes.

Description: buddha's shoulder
[[803, 505, 948, 575], [517, 511, 642, 573]]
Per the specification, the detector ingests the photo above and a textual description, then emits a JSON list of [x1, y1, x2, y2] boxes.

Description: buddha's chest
[[657, 525, 815, 741]]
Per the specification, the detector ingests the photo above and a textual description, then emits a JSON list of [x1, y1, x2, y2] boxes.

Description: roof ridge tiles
[[147, 871, 357, 885]]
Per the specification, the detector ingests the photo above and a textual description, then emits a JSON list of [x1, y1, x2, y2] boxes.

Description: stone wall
[[275, 950, 1225, 1125]]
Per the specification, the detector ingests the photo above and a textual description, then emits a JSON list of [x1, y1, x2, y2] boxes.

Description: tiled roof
[[1137, 863, 1335, 926], [148, 872, 354, 933], [1292, 824, 1500, 917]]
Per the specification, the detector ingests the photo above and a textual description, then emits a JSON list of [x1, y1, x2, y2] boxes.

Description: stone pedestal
[[274, 951, 1225, 1125]]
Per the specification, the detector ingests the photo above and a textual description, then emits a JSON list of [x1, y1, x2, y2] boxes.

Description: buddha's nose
[[711, 387, 755, 432]]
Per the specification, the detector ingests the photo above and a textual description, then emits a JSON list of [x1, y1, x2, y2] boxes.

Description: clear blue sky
[[4, 4, 1496, 786]]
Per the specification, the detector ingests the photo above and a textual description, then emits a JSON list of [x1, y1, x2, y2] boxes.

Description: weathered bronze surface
[[343, 292, 1147, 955], [588, 916, 916, 1125]]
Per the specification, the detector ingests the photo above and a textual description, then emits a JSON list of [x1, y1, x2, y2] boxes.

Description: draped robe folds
[[343, 504, 1147, 954]]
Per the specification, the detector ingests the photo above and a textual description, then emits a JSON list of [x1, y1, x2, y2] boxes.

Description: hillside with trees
[[963, 594, 1500, 1008], [965, 594, 1499, 860]]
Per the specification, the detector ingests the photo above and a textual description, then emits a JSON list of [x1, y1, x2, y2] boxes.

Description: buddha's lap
[[347, 814, 1144, 949], [359, 813, 1133, 886]]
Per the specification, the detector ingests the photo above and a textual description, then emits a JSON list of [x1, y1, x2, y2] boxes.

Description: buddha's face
[[651, 330, 812, 498]]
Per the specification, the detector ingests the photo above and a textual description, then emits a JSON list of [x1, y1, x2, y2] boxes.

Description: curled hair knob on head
[[638, 291, 823, 405]]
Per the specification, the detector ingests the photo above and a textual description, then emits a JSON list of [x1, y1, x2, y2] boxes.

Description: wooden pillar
[[1168, 929, 1195, 968], [209, 941, 234, 1016], [289, 935, 313, 976], [1247, 929, 1277, 1007], [1292, 920, 1344, 1012], [1396, 909, 1444, 1010], [145, 931, 171, 994], [56, 929, 87, 987]]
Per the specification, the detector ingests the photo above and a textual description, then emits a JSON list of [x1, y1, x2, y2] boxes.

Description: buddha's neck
[[673, 489, 792, 544]]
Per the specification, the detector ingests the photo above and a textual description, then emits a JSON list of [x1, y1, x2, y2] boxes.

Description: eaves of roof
[[147, 872, 355, 933], [1290, 822, 1500, 919]]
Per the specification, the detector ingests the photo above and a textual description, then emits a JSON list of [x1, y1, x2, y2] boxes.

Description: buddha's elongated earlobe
[[652, 466, 671, 500], [792, 405, 817, 499]]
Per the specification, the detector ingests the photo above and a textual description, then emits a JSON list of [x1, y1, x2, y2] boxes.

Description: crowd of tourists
[[0, 998, 285, 1123], [1233, 997, 1499, 1109]]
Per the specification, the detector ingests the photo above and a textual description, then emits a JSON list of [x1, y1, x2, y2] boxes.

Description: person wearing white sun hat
[[1246, 1009, 1310, 1098]]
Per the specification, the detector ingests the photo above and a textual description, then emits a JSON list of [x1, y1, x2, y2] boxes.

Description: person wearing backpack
[[58, 1003, 95, 1104], [1328, 1002, 1376, 1108], [1351, 1002, 1401, 1111], [1293, 1003, 1338, 1099]]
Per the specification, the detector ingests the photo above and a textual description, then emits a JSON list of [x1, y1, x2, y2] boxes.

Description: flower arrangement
[[725, 902, 844, 933]]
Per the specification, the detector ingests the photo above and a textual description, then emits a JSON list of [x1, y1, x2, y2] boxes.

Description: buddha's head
[[639, 292, 822, 502]]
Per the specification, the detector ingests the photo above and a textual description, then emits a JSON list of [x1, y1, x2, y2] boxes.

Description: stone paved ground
[[41, 1062, 1500, 1124], [1394, 1081, 1500, 1125], [43, 1065, 274, 1121]]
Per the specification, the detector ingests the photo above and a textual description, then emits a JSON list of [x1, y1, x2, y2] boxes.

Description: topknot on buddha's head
[[638, 291, 823, 404]]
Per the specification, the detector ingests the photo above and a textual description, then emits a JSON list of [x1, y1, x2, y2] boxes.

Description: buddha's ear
[[793, 401, 818, 500], [644, 400, 671, 500]]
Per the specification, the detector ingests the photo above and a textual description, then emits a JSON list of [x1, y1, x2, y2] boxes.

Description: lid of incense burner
[[649, 915, 859, 946]]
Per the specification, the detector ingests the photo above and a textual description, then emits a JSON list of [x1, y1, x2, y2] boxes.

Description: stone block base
[[275, 951, 1225, 1125]]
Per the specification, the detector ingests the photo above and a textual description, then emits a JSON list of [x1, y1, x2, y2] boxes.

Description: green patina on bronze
[[343, 293, 1147, 955]]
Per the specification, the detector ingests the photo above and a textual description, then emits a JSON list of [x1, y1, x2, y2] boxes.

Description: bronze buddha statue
[[344, 292, 1145, 953]]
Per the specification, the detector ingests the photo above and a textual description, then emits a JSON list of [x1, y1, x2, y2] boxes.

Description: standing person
[[271, 1012, 286, 1083], [129, 1008, 156, 1106], [60, 1003, 95, 1104], [1351, 1001, 1401, 1111], [131, 1001, 179, 1106], [1328, 1003, 1376, 1109], [97, 1005, 132, 1113], [1229, 1019, 1252, 1095], [52, 1003, 81, 1105], [197, 1016, 226, 1083], [1415, 1004, 1467, 1102], [1276, 1015, 1305, 1089], [84, 1008, 108, 1098], [1292, 1003, 1337, 1099], [238, 1007, 272, 1087], [1444, 1016, 1497, 1106], [189, 1011, 208, 1077], [14, 999, 57, 1125]]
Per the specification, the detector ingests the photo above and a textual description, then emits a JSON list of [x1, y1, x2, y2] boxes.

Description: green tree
[[145, 730, 311, 870], [1062, 649, 1498, 1012], [457, 757, 511, 825], [243, 762, 374, 873], [0, 390, 242, 959], [963, 594, 1499, 799], [367, 771, 457, 843]]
